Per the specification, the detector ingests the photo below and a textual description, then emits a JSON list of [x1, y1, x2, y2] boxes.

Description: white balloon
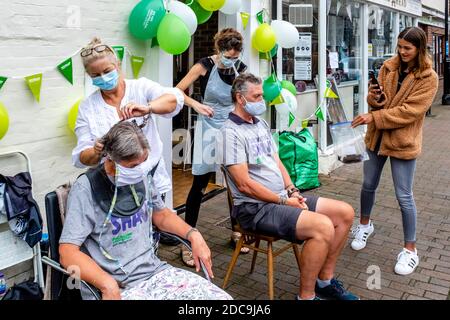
[[219, 0, 241, 15], [168, 1, 198, 35], [275, 89, 298, 130], [270, 20, 299, 48]]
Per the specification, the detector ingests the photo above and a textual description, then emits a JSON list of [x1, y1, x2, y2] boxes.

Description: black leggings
[[185, 172, 213, 227]]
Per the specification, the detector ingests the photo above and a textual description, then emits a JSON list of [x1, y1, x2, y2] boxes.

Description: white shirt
[[72, 78, 184, 194]]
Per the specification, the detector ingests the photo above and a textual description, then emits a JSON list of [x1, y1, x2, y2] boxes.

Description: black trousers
[[185, 172, 213, 227]]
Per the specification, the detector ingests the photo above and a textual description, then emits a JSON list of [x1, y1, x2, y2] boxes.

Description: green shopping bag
[[278, 129, 320, 191]]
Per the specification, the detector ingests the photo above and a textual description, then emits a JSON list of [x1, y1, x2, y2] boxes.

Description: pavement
[[159, 103, 450, 300]]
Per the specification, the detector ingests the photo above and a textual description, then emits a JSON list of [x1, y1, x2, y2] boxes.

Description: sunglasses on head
[[81, 44, 114, 57]]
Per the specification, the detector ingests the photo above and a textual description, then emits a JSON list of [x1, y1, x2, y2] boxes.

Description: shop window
[[399, 14, 414, 32], [326, 0, 362, 84], [368, 5, 396, 77], [282, 0, 318, 90]]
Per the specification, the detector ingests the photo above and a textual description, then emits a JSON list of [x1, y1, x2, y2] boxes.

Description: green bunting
[[112, 46, 125, 61], [0, 76, 7, 91], [57, 58, 73, 85], [315, 107, 324, 121], [25, 73, 43, 103], [288, 112, 295, 127], [256, 10, 264, 24], [131, 56, 145, 79]]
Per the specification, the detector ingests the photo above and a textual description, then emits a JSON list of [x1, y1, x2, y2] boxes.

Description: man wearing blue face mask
[[176, 28, 249, 266], [220, 73, 359, 300], [60, 121, 232, 300]]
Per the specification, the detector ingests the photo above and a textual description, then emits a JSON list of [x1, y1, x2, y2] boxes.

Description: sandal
[[230, 232, 250, 254], [180, 248, 195, 268]]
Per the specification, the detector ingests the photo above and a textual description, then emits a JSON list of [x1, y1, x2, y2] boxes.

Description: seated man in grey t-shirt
[[220, 73, 358, 300], [59, 121, 231, 300]]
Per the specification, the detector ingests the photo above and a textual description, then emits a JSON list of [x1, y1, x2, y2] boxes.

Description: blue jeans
[[360, 146, 417, 243]]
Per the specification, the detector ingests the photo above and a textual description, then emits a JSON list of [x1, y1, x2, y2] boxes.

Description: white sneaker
[[351, 221, 374, 251], [394, 248, 419, 275]]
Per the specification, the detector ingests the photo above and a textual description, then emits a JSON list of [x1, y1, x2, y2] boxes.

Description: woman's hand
[[189, 232, 214, 279], [352, 113, 373, 128], [368, 82, 385, 102], [192, 102, 214, 118], [120, 102, 150, 120], [93, 139, 104, 157]]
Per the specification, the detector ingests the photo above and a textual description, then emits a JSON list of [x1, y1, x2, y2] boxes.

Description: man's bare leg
[[313, 198, 355, 280], [294, 211, 335, 299]]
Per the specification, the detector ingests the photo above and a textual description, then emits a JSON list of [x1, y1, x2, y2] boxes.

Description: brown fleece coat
[[366, 56, 438, 160]]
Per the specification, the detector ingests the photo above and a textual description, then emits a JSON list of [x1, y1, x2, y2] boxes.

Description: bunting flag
[[131, 56, 145, 79], [25, 73, 43, 103], [240, 12, 250, 30], [256, 10, 264, 24], [315, 107, 324, 121], [0, 76, 7, 91], [151, 37, 159, 48], [57, 58, 73, 85], [270, 94, 285, 106], [301, 119, 309, 129], [112, 46, 125, 61], [325, 87, 339, 99], [288, 112, 295, 127]]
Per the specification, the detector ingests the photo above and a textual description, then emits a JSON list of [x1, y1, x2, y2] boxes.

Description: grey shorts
[[234, 194, 319, 244]]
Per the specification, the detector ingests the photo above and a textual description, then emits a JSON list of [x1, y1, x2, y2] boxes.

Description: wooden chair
[[220, 166, 302, 300]]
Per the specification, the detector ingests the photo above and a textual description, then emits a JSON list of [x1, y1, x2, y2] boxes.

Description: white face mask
[[115, 156, 152, 186]]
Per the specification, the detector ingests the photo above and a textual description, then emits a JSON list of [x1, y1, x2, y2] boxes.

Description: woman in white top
[[72, 37, 184, 197]]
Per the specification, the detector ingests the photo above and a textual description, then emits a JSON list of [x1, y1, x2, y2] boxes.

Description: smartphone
[[369, 70, 380, 89]]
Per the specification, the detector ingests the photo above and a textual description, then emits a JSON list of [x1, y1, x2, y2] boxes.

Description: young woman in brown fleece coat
[[351, 27, 438, 275]]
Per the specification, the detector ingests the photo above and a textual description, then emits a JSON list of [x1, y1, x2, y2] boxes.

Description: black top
[[397, 70, 409, 92], [198, 56, 247, 99]]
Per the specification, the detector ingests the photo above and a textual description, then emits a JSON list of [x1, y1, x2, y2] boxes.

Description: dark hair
[[214, 28, 243, 54], [100, 121, 150, 163], [397, 27, 432, 77], [231, 73, 262, 103]]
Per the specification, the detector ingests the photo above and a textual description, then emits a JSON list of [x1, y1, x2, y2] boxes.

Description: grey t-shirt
[[220, 113, 287, 205], [59, 174, 169, 299]]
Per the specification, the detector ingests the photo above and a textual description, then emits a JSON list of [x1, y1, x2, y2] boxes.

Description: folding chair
[[220, 166, 302, 300], [0, 150, 45, 290], [42, 186, 211, 300]]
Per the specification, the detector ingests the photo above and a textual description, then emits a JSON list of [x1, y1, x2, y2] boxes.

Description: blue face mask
[[243, 97, 266, 116], [220, 53, 238, 69], [92, 69, 119, 91]]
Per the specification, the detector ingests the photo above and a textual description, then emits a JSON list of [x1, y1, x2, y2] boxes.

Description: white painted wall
[[422, 0, 445, 13], [0, 0, 152, 214]]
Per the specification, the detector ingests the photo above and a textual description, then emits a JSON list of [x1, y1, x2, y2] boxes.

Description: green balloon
[[281, 80, 297, 96], [263, 74, 282, 102], [185, 0, 213, 25], [0, 102, 9, 140], [129, 0, 166, 40], [157, 14, 191, 55]]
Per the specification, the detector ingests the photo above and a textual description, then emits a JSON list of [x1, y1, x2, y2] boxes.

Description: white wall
[[0, 0, 151, 214], [422, 0, 445, 13]]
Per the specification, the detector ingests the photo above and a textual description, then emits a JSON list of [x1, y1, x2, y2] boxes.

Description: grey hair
[[80, 37, 118, 69], [100, 121, 150, 163], [231, 73, 262, 103]]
